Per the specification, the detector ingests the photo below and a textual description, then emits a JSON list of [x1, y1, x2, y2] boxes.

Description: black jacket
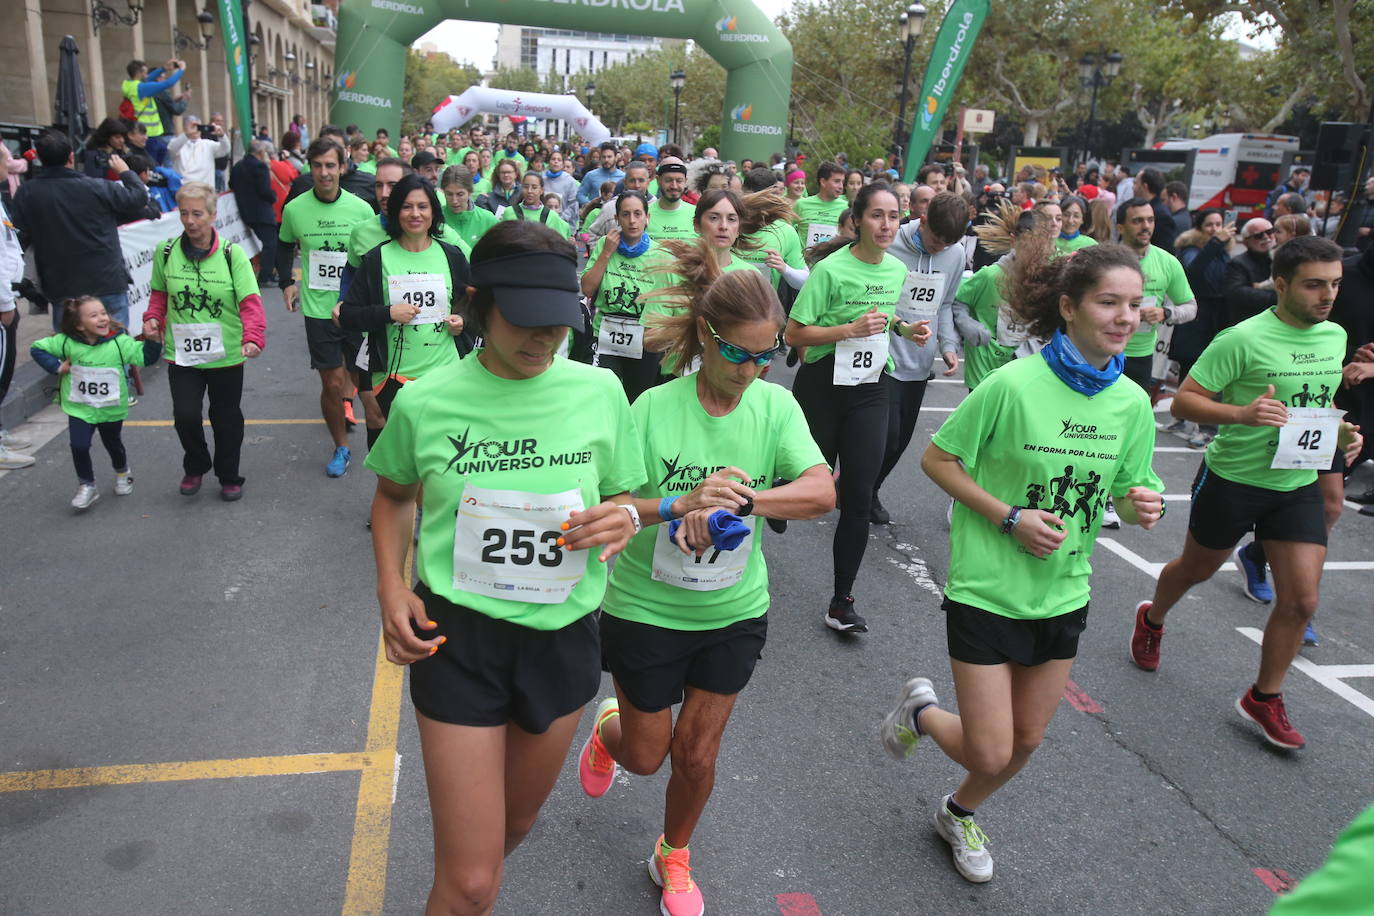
[[1331, 246, 1374, 460], [230, 155, 277, 225], [337, 238, 475, 373], [286, 162, 378, 212], [1223, 249, 1276, 329], [1150, 197, 1178, 251], [11, 166, 149, 301]]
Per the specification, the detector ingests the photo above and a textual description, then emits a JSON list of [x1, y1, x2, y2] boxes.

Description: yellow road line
[[0, 752, 373, 793], [341, 545, 410, 916], [124, 419, 326, 427]]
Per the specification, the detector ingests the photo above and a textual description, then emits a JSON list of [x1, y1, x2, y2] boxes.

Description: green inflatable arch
[[330, 0, 793, 162]]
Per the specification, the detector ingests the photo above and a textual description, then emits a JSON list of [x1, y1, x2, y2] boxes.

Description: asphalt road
[[2, 289, 1372, 916]]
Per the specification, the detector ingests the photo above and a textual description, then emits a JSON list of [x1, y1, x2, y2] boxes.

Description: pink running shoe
[[648, 836, 705, 916], [578, 697, 619, 798]]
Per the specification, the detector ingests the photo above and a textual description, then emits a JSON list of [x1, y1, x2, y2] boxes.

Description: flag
[[903, 0, 989, 181], [216, 0, 254, 147]]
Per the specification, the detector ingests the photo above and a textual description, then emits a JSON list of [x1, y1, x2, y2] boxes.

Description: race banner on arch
[[432, 87, 612, 144]]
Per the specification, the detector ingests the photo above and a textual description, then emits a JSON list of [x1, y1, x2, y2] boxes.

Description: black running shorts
[[600, 612, 767, 713], [1187, 461, 1327, 550], [408, 582, 601, 733], [943, 597, 1088, 667], [304, 316, 362, 371]]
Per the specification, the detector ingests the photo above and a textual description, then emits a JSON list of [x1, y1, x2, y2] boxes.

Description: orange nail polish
[[429, 646, 437, 655], [560, 522, 570, 531], [556, 537, 565, 546], [438, 636, 447, 645]]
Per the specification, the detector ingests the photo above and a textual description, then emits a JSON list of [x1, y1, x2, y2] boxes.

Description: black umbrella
[[53, 35, 90, 148]]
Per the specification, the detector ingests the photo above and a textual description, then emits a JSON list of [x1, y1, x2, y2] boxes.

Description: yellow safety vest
[[122, 79, 164, 137]]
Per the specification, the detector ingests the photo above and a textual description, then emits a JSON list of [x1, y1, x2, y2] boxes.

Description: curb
[[2, 356, 166, 430]]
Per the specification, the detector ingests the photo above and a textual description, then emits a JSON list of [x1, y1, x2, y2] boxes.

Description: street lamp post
[[891, 2, 927, 166], [1076, 49, 1122, 165], [670, 68, 686, 148]]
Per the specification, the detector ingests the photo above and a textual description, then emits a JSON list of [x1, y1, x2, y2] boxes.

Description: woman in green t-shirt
[[363, 220, 647, 916], [477, 157, 521, 215], [498, 170, 571, 238], [338, 174, 470, 419], [880, 243, 1165, 885], [1056, 195, 1097, 254], [785, 182, 931, 633], [438, 165, 498, 252], [581, 190, 664, 402], [575, 253, 833, 916]]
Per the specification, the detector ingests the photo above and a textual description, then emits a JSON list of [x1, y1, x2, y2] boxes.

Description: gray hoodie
[[886, 219, 963, 381], [543, 170, 580, 229]]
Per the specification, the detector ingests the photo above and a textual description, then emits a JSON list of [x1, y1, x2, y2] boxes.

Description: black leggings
[[791, 355, 889, 599], [0, 312, 17, 425], [595, 351, 665, 404], [69, 416, 126, 483], [876, 374, 929, 492], [169, 362, 245, 485], [1123, 355, 1153, 392]]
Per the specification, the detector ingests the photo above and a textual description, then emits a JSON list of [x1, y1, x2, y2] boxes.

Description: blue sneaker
[[1303, 623, 1319, 647], [1233, 542, 1273, 604], [326, 446, 351, 478]]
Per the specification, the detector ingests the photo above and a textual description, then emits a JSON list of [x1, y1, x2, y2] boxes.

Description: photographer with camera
[[168, 115, 229, 188], [82, 118, 131, 181]]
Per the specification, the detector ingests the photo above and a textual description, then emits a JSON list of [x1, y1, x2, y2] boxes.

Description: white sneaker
[[0, 428, 32, 449], [0, 444, 36, 469], [934, 795, 994, 883], [71, 483, 99, 510], [1102, 497, 1121, 529], [114, 470, 134, 496], [879, 677, 938, 760]]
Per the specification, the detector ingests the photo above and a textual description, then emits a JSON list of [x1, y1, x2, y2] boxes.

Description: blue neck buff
[[546, 169, 565, 178], [618, 233, 652, 258], [1040, 329, 1123, 396], [1060, 230, 1081, 240]]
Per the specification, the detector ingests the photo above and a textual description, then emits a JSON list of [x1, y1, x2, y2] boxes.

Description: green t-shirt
[[1056, 234, 1097, 254], [583, 237, 669, 335], [472, 176, 493, 198], [955, 263, 1016, 390], [499, 203, 571, 238], [604, 375, 827, 630], [647, 199, 696, 241], [151, 237, 260, 370], [736, 219, 804, 287], [789, 245, 907, 366], [794, 194, 847, 247], [363, 355, 647, 630], [1126, 244, 1193, 357], [657, 254, 761, 376], [932, 355, 1163, 620], [32, 333, 155, 424], [494, 151, 528, 173], [1191, 309, 1346, 491], [1270, 804, 1374, 916], [373, 240, 462, 387], [347, 216, 468, 269], [279, 189, 375, 319], [356, 160, 377, 175], [441, 206, 498, 251], [580, 205, 604, 234]]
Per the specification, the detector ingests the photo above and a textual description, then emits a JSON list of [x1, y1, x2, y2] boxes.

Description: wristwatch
[[736, 496, 755, 517], [1162, 306, 1174, 324], [617, 502, 642, 533]]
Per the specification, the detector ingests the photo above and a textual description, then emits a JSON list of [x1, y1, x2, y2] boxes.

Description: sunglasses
[[705, 320, 785, 366], [1249, 228, 1276, 238]]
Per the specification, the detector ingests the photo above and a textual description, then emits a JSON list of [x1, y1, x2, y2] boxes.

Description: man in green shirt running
[[794, 162, 848, 250], [1115, 198, 1197, 391], [646, 157, 694, 241], [1130, 236, 1362, 751], [276, 138, 376, 477]]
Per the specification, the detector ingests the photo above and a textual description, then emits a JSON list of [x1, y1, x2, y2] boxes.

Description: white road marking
[[1154, 446, 1199, 453], [1097, 537, 1374, 574], [392, 752, 402, 805], [0, 404, 67, 480], [887, 544, 944, 598], [1236, 627, 1374, 720]]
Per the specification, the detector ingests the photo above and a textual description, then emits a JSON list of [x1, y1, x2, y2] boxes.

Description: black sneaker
[[825, 595, 868, 633], [767, 477, 789, 534], [785, 347, 800, 368], [870, 494, 891, 525]]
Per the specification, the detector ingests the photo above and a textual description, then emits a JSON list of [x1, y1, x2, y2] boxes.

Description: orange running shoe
[[578, 697, 619, 798], [648, 836, 704, 916]]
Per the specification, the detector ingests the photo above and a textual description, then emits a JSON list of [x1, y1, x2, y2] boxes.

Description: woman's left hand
[[1126, 486, 1164, 530], [560, 501, 637, 562], [242, 342, 262, 358], [905, 319, 932, 346], [445, 314, 465, 336], [672, 508, 716, 557], [763, 249, 785, 271]]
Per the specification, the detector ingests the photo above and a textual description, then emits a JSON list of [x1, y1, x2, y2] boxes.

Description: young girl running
[[786, 181, 931, 632], [363, 220, 647, 915], [879, 243, 1165, 882], [577, 258, 833, 916], [31, 296, 161, 510]]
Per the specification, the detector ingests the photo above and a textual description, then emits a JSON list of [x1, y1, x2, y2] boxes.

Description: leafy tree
[[487, 67, 541, 93], [403, 50, 480, 135]]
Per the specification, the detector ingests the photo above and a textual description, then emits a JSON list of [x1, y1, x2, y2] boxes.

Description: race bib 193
[[452, 485, 587, 603], [388, 273, 448, 325], [173, 322, 226, 366]]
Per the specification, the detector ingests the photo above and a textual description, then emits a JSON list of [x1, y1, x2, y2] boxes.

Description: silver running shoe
[[879, 677, 938, 760], [71, 483, 99, 510], [0, 444, 36, 469], [114, 471, 134, 496], [935, 795, 994, 883]]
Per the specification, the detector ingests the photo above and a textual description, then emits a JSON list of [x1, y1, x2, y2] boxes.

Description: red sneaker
[[1236, 689, 1306, 750], [1129, 601, 1163, 671]]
